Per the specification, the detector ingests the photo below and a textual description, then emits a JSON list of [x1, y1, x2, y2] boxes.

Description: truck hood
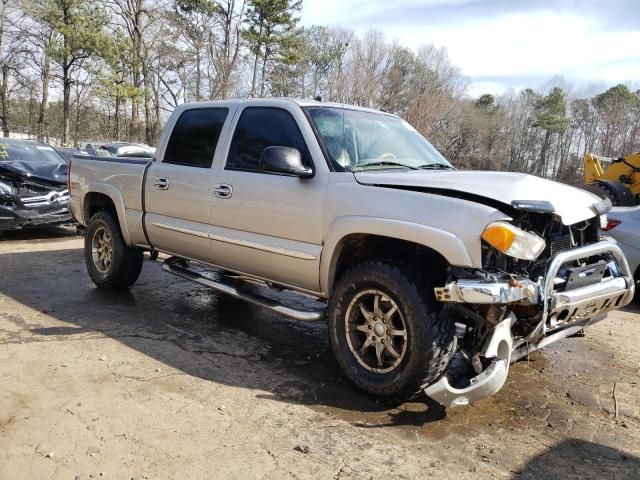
[[354, 170, 607, 225]]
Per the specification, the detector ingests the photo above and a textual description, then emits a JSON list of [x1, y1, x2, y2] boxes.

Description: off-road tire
[[328, 261, 456, 403], [85, 211, 143, 289]]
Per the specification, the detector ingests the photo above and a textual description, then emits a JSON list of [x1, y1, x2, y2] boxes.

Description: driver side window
[[226, 107, 311, 172]]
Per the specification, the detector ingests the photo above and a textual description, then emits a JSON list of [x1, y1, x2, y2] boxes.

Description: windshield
[[0, 140, 67, 165], [304, 107, 453, 172]]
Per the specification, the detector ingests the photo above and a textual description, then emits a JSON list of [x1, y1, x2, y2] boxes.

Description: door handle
[[154, 177, 169, 190], [214, 183, 233, 199]]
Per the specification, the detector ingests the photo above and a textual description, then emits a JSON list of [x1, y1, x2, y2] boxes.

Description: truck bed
[[68, 155, 152, 248]]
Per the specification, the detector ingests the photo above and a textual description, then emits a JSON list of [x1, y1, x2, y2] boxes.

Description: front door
[[210, 106, 327, 292]]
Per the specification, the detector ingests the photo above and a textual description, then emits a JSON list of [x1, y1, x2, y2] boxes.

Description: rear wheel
[[85, 211, 143, 289], [328, 261, 456, 403]]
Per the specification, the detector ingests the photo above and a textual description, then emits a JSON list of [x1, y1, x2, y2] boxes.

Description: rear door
[[209, 104, 328, 292], [144, 106, 232, 262]]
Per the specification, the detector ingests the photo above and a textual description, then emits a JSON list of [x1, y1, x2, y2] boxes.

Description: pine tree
[[26, 0, 109, 145], [534, 87, 568, 177], [244, 0, 301, 97]]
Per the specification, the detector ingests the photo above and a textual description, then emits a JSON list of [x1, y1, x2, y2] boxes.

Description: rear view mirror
[[260, 146, 313, 178]]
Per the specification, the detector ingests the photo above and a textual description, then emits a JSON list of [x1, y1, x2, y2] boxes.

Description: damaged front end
[[0, 139, 72, 232], [0, 177, 71, 231], [429, 202, 635, 407]]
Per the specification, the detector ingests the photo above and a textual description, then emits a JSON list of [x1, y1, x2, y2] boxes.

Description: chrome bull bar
[[533, 240, 634, 339], [434, 241, 634, 334]]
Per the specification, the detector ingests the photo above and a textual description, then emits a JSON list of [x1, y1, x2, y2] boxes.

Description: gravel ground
[[1, 226, 639, 480]]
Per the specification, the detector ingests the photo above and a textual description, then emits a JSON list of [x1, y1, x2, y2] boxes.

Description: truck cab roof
[[175, 98, 395, 117]]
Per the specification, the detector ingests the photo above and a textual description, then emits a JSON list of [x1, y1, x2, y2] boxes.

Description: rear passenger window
[[226, 107, 310, 172], [163, 108, 228, 168]]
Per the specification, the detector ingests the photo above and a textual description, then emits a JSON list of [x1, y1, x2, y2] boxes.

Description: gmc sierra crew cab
[[68, 98, 635, 408]]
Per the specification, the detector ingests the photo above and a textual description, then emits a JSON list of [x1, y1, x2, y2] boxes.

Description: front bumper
[[435, 241, 634, 335], [428, 241, 634, 407], [1, 187, 71, 231], [0, 203, 72, 230], [425, 314, 515, 408]]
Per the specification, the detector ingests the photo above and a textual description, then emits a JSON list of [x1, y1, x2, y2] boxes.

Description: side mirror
[[259, 146, 313, 178]]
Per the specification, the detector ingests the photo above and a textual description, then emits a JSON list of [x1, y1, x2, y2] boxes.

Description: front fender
[[320, 216, 475, 294], [82, 183, 132, 246]]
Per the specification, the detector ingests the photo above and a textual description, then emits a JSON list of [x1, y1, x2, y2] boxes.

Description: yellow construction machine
[[583, 152, 640, 206]]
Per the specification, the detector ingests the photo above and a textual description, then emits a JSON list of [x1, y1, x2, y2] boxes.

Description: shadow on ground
[[0, 238, 451, 428], [0, 225, 78, 242], [514, 438, 640, 479], [1, 229, 638, 437]]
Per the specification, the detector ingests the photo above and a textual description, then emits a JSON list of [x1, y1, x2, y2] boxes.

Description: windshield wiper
[[416, 163, 455, 170], [351, 161, 419, 171]]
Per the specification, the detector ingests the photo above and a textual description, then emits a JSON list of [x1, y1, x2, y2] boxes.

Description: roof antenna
[[314, 95, 323, 102]]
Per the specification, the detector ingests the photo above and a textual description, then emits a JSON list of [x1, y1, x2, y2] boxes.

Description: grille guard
[[532, 240, 634, 339], [434, 241, 634, 336]]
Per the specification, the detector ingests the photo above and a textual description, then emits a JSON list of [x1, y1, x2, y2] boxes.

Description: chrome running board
[[162, 257, 326, 322]]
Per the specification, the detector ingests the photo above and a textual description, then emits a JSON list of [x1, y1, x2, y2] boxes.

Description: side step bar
[[162, 257, 326, 322]]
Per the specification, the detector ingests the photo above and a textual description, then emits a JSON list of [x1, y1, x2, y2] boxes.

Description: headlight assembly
[[481, 221, 546, 261]]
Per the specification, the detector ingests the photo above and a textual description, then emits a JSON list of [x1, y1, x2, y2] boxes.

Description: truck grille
[[550, 234, 574, 255], [20, 189, 69, 208]]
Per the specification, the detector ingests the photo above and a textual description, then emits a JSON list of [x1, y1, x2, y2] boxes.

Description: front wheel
[[328, 261, 456, 403], [85, 211, 143, 289]]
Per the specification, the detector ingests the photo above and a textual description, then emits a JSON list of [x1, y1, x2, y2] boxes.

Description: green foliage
[[95, 31, 141, 104], [380, 46, 415, 113], [245, 0, 302, 94], [172, 0, 220, 40], [26, 0, 110, 71], [244, 0, 302, 52], [474, 94, 497, 113], [594, 84, 640, 118], [175, 0, 220, 16], [534, 87, 568, 133]]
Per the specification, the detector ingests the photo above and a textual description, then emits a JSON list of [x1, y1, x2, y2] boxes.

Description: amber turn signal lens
[[482, 224, 516, 252], [481, 221, 546, 260]]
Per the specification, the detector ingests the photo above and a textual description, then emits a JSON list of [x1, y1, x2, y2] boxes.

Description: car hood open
[[354, 170, 607, 225], [0, 159, 67, 186]]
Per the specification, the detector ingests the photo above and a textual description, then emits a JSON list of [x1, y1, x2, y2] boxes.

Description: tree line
[[0, 0, 638, 183]]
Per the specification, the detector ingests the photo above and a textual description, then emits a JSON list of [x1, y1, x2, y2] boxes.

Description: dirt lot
[[1, 227, 639, 480]]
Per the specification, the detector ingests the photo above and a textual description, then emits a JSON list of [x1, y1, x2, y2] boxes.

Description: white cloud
[[400, 13, 639, 77], [301, 1, 640, 94]]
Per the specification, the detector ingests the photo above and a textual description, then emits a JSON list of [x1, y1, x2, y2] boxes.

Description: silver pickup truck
[[69, 98, 635, 408]]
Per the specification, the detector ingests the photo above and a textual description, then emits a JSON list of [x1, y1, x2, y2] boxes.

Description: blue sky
[[301, 0, 640, 97]]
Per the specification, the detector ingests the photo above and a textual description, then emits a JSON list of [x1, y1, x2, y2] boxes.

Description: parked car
[[84, 142, 155, 159], [0, 138, 71, 233], [68, 98, 634, 408], [602, 206, 640, 302], [54, 145, 89, 163]]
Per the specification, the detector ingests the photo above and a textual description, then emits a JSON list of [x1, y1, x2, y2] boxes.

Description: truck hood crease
[[354, 170, 604, 225]]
